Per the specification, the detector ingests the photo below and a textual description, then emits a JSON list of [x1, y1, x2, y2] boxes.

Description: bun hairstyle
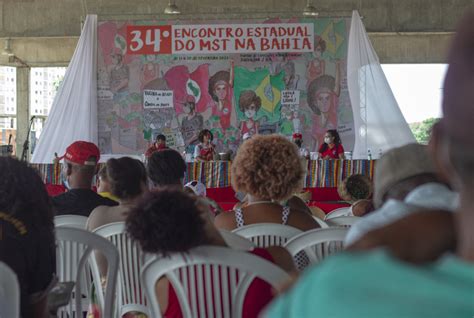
[[126, 190, 208, 255], [106, 157, 147, 200]]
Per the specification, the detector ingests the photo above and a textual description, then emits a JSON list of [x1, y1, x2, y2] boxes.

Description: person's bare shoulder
[[87, 205, 114, 231], [214, 210, 237, 231], [265, 246, 296, 273], [289, 208, 320, 231]]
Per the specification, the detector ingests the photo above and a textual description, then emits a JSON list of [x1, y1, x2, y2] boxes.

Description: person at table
[[318, 129, 345, 159], [145, 134, 168, 158], [292, 133, 310, 160], [126, 189, 295, 318], [194, 129, 216, 161]]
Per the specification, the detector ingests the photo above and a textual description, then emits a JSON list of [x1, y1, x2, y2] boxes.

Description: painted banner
[[127, 23, 314, 55], [97, 18, 354, 156]]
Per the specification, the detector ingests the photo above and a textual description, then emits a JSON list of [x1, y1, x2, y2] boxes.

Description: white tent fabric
[[31, 15, 98, 163], [347, 11, 415, 160]]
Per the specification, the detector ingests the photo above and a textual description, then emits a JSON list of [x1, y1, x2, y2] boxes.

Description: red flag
[[164, 64, 211, 114]]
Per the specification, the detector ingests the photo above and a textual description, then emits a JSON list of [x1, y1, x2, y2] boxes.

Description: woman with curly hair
[[0, 157, 56, 318], [126, 190, 295, 317], [214, 134, 319, 231], [193, 129, 216, 161], [238, 90, 261, 137]]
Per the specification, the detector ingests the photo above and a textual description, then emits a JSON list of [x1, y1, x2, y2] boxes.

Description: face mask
[[324, 137, 332, 144], [245, 109, 256, 119]]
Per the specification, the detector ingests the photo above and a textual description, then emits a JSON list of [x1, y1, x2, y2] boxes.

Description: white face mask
[[324, 137, 332, 144], [245, 109, 256, 119]]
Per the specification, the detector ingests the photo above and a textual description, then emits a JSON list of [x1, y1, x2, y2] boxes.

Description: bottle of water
[[367, 149, 372, 160]]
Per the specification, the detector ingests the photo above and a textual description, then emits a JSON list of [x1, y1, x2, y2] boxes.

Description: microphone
[[30, 115, 36, 121], [8, 134, 12, 145]]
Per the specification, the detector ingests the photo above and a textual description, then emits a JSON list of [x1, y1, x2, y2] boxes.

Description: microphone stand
[[21, 116, 35, 162]]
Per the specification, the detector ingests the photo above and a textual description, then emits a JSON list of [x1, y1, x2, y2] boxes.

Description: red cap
[[57, 141, 100, 166], [181, 94, 196, 104], [293, 133, 303, 139]]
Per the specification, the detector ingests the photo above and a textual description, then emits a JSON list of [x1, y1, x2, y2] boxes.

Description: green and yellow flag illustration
[[234, 66, 285, 124]]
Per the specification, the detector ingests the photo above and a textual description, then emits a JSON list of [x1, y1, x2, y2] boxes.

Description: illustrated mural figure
[[306, 36, 326, 83], [208, 65, 236, 131], [179, 95, 204, 146], [238, 90, 261, 137], [307, 73, 340, 150]]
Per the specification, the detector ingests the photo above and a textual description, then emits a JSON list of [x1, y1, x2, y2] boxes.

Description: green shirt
[[266, 250, 474, 318]]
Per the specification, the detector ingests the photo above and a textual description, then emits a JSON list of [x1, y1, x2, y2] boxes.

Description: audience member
[[53, 141, 117, 216], [96, 165, 119, 202], [0, 157, 56, 318], [147, 149, 186, 190], [126, 190, 295, 317], [87, 157, 147, 231], [345, 143, 455, 246], [338, 174, 373, 216], [214, 134, 319, 231], [264, 12, 474, 317]]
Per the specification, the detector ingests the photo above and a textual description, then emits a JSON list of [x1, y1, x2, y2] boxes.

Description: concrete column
[[15, 66, 30, 161]]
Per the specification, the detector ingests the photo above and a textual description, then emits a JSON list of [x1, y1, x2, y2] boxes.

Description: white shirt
[[299, 147, 309, 158], [344, 183, 459, 246]]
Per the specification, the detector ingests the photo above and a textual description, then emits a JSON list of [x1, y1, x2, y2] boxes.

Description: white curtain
[[347, 11, 415, 159], [31, 15, 98, 163]]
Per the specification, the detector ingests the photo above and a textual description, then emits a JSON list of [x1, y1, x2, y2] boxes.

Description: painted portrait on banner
[[97, 18, 353, 156]]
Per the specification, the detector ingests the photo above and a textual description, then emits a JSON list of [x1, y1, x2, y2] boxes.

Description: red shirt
[[145, 143, 167, 158], [319, 143, 344, 159], [164, 248, 274, 318]]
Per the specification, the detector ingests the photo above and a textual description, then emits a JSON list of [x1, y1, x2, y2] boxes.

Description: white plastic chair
[[232, 223, 302, 248], [284, 227, 349, 270], [312, 216, 329, 228], [324, 207, 351, 220], [54, 215, 88, 229], [219, 230, 255, 251], [92, 222, 150, 317], [0, 262, 20, 318], [55, 227, 119, 318], [141, 245, 290, 318], [326, 216, 360, 227]]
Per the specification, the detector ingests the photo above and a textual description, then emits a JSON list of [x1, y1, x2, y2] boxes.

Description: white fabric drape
[[347, 11, 415, 159], [31, 15, 98, 163]]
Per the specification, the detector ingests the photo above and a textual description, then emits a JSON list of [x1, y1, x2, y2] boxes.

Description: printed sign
[[143, 90, 174, 108], [127, 23, 314, 55], [281, 90, 300, 108]]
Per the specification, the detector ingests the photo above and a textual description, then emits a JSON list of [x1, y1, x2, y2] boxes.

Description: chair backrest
[[54, 215, 88, 229], [141, 245, 290, 318], [324, 207, 351, 220], [284, 227, 349, 270], [55, 227, 119, 318], [326, 216, 360, 227], [92, 222, 150, 316], [232, 223, 302, 248], [219, 230, 255, 251], [312, 216, 329, 228], [0, 262, 20, 318]]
